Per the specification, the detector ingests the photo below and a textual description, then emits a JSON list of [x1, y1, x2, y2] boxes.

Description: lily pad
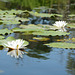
[[6, 36, 15, 41], [68, 24, 75, 28], [45, 42, 75, 48], [38, 24, 60, 30], [29, 11, 62, 17], [0, 28, 13, 35], [70, 38, 75, 42], [32, 31, 70, 36], [13, 25, 44, 32], [0, 35, 5, 39], [14, 17, 29, 22], [69, 14, 75, 17], [0, 36, 15, 46], [0, 20, 20, 24], [33, 37, 50, 41], [0, 15, 16, 18]]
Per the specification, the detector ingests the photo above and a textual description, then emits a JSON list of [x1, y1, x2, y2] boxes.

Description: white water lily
[[4, 39, 27, 58], [53, 21, 67, 32], [4, 39, 26, 50]]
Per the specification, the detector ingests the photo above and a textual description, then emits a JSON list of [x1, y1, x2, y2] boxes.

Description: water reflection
[[6, 48, 27, 58], [4, 39, 51, 60], [26, 41, 51, 60], [66, 50, 75, 75]]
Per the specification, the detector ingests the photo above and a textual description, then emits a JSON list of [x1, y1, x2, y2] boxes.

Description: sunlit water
[[0, 45, 75, 75]]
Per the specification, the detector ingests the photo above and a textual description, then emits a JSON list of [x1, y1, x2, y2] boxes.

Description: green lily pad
[[32, 31, 70, 36], [0, 28, 13, 35], [6, 36, 15, 41], [0, 20, 21, 24], [0, 10, 24, 15], [0, 36, 5, 39], [22, 32, 33, 35], [33, 37, 50, 41], [45, 42, 75, 48], [14, 17, 29, 22], [38, 24, 59, 30], [29, 11, 62, 17], [69, 14, 75, 17], [0, 15, 16, 18], [71, 38, 75, 42], [0, 36, 15, 46], [68, 23, 75, 28], [13, 25, 44, 32]]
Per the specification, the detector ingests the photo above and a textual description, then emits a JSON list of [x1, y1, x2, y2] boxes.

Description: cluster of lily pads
[[0, 9, 75, 58]]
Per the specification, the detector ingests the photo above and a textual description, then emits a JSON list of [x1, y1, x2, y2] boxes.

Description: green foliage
[[32, 31, 70, 36], [0, 35, 5, 39], [0, 28, 13, 35], [13, 24, 44, 32], [68, 23, 75, 28], [0, 20, 21, 24], [0, 10, 29, 25], [45, 42, 75, 48], [33, 37, 50, 41], [29, 11, 62, 17]]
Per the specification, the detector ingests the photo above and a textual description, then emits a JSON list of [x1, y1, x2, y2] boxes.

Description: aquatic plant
[[32, 31, 70, 36], [4, 39, 26, 49], [4, 39, 29, 58], [0, 28, 13, 35], [45, 42, 75, 49], [53, 21, 67, 32]]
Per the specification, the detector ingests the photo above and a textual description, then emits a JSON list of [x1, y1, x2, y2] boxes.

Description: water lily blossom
[[4, 39, 26, 49], [4, 39, 27, 58], [53, 21, 67, 32]]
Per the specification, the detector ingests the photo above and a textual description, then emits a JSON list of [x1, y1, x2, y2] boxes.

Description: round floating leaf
[[0, 36, 15, 46], [0, 20, 20, 24], [22, 32, 33, 35], [0, 28, 13, 35], [13, 25, 44, 32], [33, 37, 50, 41], [71, 38, 75, 42], [38, 24, 59, 30], [69, 14, 75, 17], [29, 11, 62, 17], [20, 24, 44, 31], [0, 15, 16, 18], [68, 23, 75, 28], [45, 42, 75, 48], [14, 17, 29, 22], [23, 40, 29, 46], [32, 31, 70, 36], [6, 36, 15, 41], [0, 35, 5, 39]]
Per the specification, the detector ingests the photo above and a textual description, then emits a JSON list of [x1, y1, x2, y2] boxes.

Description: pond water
[[0, 20, 75, 75]]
